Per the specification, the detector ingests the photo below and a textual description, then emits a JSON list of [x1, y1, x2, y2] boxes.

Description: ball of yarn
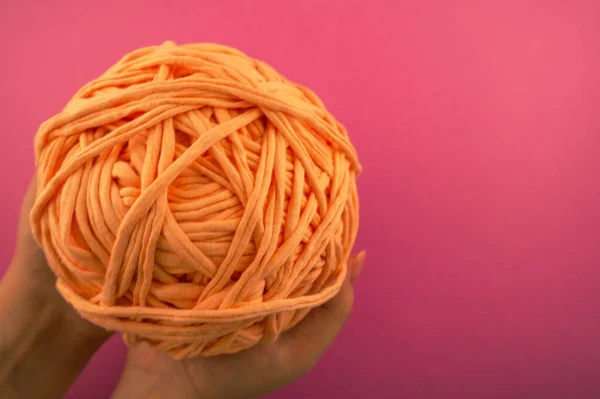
[[30, 41, 361, 358]]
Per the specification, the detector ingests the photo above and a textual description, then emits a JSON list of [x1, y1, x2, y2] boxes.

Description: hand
[[0, 176, 111, 399], [5, 175, 66, 299], [4, 175, 110, 340], [112, 251, 366, 399]]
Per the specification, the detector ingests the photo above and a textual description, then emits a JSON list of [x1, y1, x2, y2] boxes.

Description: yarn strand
[[31, 42, 361, 358]]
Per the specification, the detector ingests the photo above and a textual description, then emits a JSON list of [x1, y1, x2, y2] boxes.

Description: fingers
[[17, 175, 37, 241], [10, 174, 54, 289], [276, 279, 354, 376], [14, 175, 41, 259], [20, 175, 37, 218], [275, 251, 366, 376], [349, 250, 366, 285]]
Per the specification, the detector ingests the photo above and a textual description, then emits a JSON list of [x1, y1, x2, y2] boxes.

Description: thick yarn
[[30, 42, 361, 359]]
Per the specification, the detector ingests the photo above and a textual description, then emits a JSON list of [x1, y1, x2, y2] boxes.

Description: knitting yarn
[[30, 41, 361, 358]]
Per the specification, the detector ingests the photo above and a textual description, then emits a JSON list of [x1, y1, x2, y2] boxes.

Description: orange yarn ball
[[30, 42, 361, 358]]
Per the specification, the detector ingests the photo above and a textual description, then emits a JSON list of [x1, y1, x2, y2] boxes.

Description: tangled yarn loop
[[30, 41, 361, 358]]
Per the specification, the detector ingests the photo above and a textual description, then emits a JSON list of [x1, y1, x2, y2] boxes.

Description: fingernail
[[350, 250, 366, 285], [346, 256, 355, 282]]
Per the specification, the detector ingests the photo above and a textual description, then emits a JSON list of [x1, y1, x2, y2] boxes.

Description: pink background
[[1, 0, 600, 398]]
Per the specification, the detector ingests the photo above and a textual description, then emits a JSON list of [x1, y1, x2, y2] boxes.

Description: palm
[[124, 335, 300, 399], [115, 253, 364, 399]]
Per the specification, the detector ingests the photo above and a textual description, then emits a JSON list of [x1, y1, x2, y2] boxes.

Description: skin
[[0, 177, 112, 399], [0, 177, 365, 399], [111, 253, 365, 399]]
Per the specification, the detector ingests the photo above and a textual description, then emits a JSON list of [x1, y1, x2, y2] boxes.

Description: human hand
[[3, 175, 110, 340], [0, 176, 111, 399], [6, 175, 65, 297], [111, 251, 366, 399]]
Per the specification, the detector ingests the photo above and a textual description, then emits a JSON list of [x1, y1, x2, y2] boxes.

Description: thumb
[[276, 278, 356, 376], [15, 175, 40, 258], [349, 250, 366, 285]]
